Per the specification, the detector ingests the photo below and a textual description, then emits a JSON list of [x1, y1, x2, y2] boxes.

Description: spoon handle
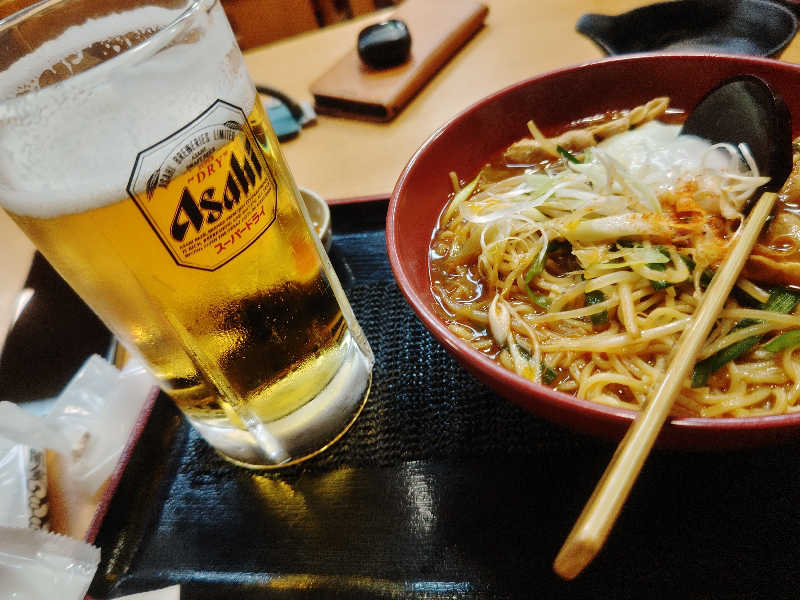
[[553, 191, 778, 580]]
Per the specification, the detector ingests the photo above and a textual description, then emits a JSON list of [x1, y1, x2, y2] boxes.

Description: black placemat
[[89, 201, 800, 599], [152, 278, 594, 479]]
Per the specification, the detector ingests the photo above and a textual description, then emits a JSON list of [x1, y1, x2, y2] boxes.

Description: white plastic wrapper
[[0, 526, 100, 600], [45, 354, 156, 493], [0, 400, 71, 455], [0, 437, 48, 529], [0, 354, 156, 498]]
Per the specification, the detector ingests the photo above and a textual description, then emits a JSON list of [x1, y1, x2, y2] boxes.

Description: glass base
[[186, 335, 372, 469]]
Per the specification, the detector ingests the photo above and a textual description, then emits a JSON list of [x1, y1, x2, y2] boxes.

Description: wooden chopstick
[[553, 191, 779, 580]]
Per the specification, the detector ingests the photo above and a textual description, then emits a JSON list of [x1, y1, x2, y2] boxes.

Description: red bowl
[[387, 53, 800, 449]]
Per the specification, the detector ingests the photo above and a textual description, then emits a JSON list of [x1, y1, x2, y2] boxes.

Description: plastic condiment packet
[[0, 436, 48, 529], [0, 526, 100, 600], [44, 354, 155, 493], [114, 585, 181, 599]]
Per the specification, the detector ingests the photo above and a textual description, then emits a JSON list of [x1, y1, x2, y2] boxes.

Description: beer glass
[[0, 0, 373, 468]]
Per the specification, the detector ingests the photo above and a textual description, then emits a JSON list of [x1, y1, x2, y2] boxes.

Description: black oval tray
[[577, 0, 798, 57]]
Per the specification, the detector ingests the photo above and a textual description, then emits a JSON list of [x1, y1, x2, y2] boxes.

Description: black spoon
[[681, 74, 792, 196]]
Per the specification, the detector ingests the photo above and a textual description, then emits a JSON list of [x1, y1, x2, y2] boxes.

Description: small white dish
[[298, 186, 331, 251]]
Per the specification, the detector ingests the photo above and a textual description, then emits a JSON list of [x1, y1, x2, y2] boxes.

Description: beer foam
[[0, 6, 180, 99], [0, 2, 256, 218]]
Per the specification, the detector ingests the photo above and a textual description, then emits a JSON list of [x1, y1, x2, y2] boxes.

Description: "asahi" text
[[170, 136, 267, 242]]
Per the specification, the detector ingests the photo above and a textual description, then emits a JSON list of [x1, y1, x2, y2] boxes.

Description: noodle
[[430, 100, 800, 418]]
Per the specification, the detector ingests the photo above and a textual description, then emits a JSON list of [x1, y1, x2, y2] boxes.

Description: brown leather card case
[[310, 0, 488, 122]]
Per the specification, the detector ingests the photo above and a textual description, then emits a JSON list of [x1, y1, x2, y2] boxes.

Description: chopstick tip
[[553, 539, 599, 580]]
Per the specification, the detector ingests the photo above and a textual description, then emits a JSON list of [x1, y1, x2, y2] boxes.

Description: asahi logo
[[127, 100, 278, 271], [170, 134, 267, 242]]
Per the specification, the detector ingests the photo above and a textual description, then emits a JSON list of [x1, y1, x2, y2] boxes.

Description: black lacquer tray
[[35, 198, 800, 598]]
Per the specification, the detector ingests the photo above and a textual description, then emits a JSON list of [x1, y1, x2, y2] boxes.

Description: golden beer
[[0, 0, 372, 467]]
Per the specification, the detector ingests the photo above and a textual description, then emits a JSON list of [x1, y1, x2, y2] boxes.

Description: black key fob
[[357, 19, 411, 69]]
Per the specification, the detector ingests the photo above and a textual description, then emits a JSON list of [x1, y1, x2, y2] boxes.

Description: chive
[[759, 290, 800, 353], [691, 337, 760, 388], [521, 242, 552, 307], [734, 318, 758, 330], [585, 290, 608, 325], [525, 253, 546, 282], [648, 276, 672, 291], [647, 255, 669, 290], [653, 255, 695, 291], [440, 174, 479, 226], [645, 246, 670, 271], [764, 329, 800, 353], [525, 241, 566, 283], [641, 251, 700, 291], [557, 145, 582, 164], [763, 288, 800, 313], [523, 280, 551, 309], [646, 247, 673, 290], [690, 362, 711, 389], [691, 287, 800, 387], [542, 363, 558, 384], [700, 268, 714, 288], [524, 263, 539, 282]]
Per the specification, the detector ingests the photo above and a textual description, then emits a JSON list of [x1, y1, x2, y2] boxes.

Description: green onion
[[511, 346, 558, 383], [585, 290, 608, 325], [649, 253, 704, 291], [557, 145, 582, 164], [525, 240, 566, 283], [523, 281, 551, 309], [542, 363, 558, 384], [764, 329, 800, 353], [651, 280, 671, 291], [647, 247, 676, 290], [522, 244, 552, 308], [691, 337, 760, 388], [699, 268, 714, 288], [691, 287, 800, 387], [677, 255, 713, 289], [647, 253, 670, 290], [515, 344, 531, 360], [763, 288, 800, 313], [525, 253, 546, 282], [440, 175, 479, 225]]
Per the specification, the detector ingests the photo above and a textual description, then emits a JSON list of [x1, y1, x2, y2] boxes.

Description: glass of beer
[[0, 0, 373, 468]]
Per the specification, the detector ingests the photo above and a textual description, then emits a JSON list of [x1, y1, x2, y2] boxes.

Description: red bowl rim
[[387, 52, 800, 439]]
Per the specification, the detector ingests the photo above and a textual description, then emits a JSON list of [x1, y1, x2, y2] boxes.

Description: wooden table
[[244, 0, 800, 202]]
